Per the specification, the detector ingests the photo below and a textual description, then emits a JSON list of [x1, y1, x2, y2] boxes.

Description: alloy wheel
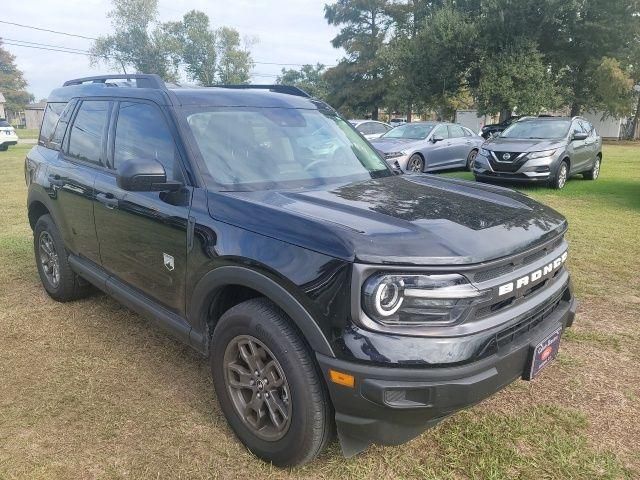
[[557, 163, 568, 189], [593, 159, 600, 179], [408, 155, 423, 172], [467, 150, 478, 171], [223, 335, 292, 441], [39, 231, 60, 288]]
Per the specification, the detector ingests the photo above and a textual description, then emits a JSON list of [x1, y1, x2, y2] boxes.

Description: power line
[[0, 20, 98, 40], [2, 38, 89, 54]]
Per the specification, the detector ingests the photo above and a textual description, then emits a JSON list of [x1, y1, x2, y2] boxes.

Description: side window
[[448, 125, 465, 138], [39, 102, 67, 146], [113, 102, 181, 181], [357, 122, 373, 135], [67, 101, 110, 164], [579, 120, 592, 135], [570, 121, 583, 136], [433, 125, 449, 139], [463, 127, 474, 137], [50, 101, 77, 150]]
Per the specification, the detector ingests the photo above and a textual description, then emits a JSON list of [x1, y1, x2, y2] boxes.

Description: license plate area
[[524, 325, 562, 380]]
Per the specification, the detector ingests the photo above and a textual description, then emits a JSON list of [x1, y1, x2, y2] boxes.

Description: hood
[[485, 137, 566, 152], [370, 137, 423, 153], [208, 175, 567, 265]]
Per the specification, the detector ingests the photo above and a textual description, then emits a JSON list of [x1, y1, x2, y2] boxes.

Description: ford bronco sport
[[26, 74, 576, 467]]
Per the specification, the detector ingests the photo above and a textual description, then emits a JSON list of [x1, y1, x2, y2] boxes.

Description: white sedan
[[349, 119, 393, 140], [0, 120, 19, 151]]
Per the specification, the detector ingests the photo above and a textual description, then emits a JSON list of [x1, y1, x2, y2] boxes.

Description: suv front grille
[[489, 151, 526, 172]]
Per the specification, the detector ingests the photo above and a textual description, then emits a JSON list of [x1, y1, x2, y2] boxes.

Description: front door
[[569, 120, 589, 174], [93, 100, 191, 315], [447, 124, 470, 168]]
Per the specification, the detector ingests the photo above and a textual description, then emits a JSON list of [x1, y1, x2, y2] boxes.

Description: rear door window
[[67, 101, 110, 164], [448, 125, 465, 138], [369, 123, 388, 135]]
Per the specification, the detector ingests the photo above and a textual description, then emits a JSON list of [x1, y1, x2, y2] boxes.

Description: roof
[[0, 92, 5, 103], [47, 75, 329, 111]]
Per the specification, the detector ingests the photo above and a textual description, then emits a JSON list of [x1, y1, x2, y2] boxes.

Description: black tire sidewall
[[34, 215, 65, 297], [211, 301, 330, 466]]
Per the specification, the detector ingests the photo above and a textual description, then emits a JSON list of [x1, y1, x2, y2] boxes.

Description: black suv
[[26, 74, 576, 467]]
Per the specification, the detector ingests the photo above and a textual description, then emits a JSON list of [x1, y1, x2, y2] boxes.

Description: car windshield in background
[[382, 123, 434, 140], [185, 107, 391, 190], [0, 120, 10, 127], [500, 120, 571, 139]]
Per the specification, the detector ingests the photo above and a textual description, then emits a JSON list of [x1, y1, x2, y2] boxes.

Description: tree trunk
[[630, 94, 640, 140], [570, 103, 581, 117], [371, 106, 379, 121], [407, 103, 412, 122], [499, 109, 511, 122]]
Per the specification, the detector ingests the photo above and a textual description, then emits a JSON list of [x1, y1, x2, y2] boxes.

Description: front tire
[[583, 156, 601, 180], [34, 214, 92, 301], [550, 160, 569, 189], [211, 298, 333, 467], [406, 153, 425, 172]]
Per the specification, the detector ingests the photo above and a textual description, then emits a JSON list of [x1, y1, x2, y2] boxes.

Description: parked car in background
[[349, 119, 393, 140], [473, 116, 602, 189], [371, 121, 484, 172], [479, 116, 521, 139], [0, 119, 19, 151], [389, 118, 407, 126]]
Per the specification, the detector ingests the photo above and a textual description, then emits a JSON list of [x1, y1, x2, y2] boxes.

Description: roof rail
[[63, 74, 166, 90], [214, 84, 311, 98]]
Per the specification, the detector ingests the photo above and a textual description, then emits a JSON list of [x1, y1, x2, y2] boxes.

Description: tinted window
[[113, 102, 180, 181], [67, 101, 110, 163], [448, 125, 465, 138], [39, 102, 67, 146], [501, 120, 571, 139], [186, 107, 390, 190], [0, 119, 10, 128], [50, 101, 77, 150], [432, 125, 450, 139]]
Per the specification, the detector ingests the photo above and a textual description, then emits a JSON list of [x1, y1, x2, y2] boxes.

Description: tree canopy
[[0, 39, 34, 114]]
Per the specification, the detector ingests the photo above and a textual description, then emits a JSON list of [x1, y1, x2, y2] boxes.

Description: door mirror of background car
[[116, 159, 181, 192], [431, 134, 445, 143], [572, 132, 589, 141]]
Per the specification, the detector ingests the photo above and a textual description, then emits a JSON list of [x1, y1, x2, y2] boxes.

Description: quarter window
[[67, 101, 110, 164], [113, 102, 181, 181], [39, 102, 67, 146]]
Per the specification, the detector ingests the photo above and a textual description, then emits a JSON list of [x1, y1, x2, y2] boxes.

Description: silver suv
[[473, 116, 602, 189]]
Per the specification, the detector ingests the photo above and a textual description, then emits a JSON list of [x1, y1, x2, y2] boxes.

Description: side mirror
[[431, 134, 445, 143], [572, 132, 588, 141], [116, 159, 181, 192]]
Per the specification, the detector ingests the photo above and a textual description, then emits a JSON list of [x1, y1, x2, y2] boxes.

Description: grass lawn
[[14, 128, 40, 141], [0, 144, 639, 479]]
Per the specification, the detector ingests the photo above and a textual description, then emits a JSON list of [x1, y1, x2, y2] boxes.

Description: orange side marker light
[[329, 369, 355, 388]]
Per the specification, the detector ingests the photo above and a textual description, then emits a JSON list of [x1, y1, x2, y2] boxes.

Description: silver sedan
[[370, 122, 485, 172]]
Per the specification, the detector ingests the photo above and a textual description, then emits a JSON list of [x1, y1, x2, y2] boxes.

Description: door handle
[[48, 174, 65, 187], [96, 193, 119, 209]]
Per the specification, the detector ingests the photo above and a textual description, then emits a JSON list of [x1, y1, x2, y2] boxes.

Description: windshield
[[185, 107, 390, 190], [382, 123, 434, 140], [500, 120, 571, 139]]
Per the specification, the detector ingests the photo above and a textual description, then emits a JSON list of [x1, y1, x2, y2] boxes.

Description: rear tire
[[583, 156, 601, 180], [550, 160, 569, 189], [34, 214, 92, 301], [0, 144, 8, 151], [211, 298, 333, 467]]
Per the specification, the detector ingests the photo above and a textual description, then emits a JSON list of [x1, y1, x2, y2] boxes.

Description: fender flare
[[189, 266, 335, 358]]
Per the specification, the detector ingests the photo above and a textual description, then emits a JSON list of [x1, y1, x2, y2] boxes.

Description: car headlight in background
[[362, 273, 490, 326], [480, 147, 491, 156], [527, 149, 557, 159], [384, 151, 406, 159]]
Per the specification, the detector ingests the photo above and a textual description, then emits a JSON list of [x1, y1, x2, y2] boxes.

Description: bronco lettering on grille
[[498, 251, 568, 296]]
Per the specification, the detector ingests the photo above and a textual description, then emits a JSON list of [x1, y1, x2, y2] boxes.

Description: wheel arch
[[189, 266, 335, 358], [28, 200, 50, 230]]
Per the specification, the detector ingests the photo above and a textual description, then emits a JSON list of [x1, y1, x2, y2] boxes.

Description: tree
[[90, 0, 178, 80], [0, 39, 34, 114], [324, 0, 393, 119], [276, 64, 328, 99], [91, 0, 255, 85]]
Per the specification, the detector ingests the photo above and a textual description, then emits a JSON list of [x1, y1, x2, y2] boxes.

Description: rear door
[[447, 124, 471, 167], [93, 100, 191, 315], [45, 100, 108, 264]]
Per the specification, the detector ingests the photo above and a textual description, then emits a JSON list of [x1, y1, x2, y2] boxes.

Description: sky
[[1, 0, 343, 101]]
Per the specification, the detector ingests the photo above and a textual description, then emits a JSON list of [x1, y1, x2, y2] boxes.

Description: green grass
[[14, 128, 40, 140], [0, 144, 639, 479]]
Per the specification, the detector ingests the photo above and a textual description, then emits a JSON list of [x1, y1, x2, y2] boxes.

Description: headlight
[[528, 149, 557, 159], [384, 151, 405, 159], [480, 147, 491, 157], [362, 273, 489, 326]]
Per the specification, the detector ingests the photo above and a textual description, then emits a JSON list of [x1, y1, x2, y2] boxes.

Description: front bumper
[[317, 293, 577, 456], [473, 152, 559, 183]]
